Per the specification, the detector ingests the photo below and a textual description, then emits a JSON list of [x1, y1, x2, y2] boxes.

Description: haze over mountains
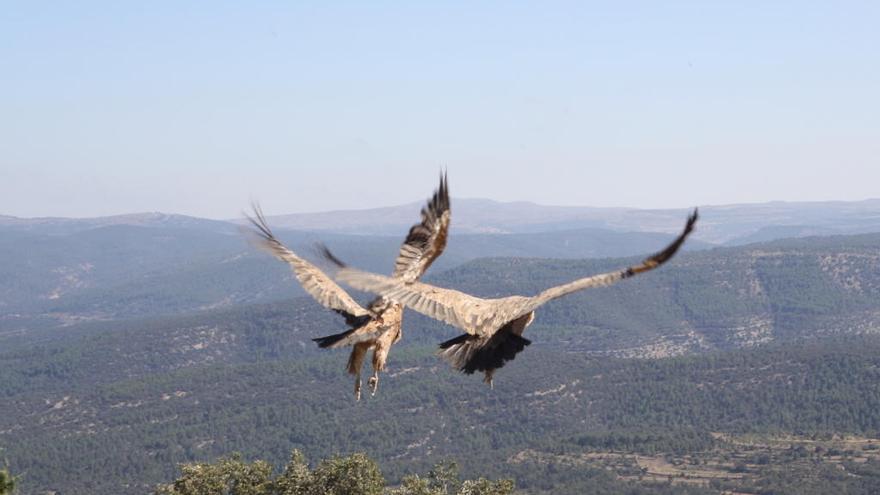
[[246, 197, 880, 243], [4, 197, 880, 242]]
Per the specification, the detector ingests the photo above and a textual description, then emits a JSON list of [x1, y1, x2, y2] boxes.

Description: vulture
[[245, 174, 450, 400], [321, 209, 698, 385]]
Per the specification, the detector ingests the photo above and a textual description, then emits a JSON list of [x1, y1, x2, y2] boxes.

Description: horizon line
[[2, 196, 880, 223]]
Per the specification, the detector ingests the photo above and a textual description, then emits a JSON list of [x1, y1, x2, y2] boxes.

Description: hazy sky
[[2, 1, 878, 219]]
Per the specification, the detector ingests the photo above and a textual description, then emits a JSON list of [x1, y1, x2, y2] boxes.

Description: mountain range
[[5, 197, 880, 242], [3, 197, 880, 329]]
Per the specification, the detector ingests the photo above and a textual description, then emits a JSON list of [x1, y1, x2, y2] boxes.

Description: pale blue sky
[[1, 1, 878, 219]]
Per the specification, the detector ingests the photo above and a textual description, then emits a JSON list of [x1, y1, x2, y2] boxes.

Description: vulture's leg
[[369, 344, 390, 396], [348, 343, 369, 401], [483, 369, 495, 389], [368, 371, 379, 396]]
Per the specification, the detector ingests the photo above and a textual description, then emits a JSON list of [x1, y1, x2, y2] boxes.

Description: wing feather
[[515, 209, 699, 314], [392, 172, 451, 282], [322, 209, 697, 338], [243, 204, 372, 321], [320, 245, 503, 336]]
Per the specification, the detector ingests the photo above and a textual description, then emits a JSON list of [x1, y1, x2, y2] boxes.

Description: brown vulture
[[321, 209, 698, 385], [245, 174, 450, 399]]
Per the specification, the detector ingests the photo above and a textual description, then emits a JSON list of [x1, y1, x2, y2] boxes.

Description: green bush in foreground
[[0, 469, 14, 495], [155, 452, 513, 495], [389, 461, 514, 495]]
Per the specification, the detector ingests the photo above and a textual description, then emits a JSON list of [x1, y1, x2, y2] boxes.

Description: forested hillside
[[2, 231, 879, 494], [3, 303, 880, 494]]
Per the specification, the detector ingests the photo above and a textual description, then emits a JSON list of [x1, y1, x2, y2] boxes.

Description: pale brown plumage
[[323, 209, 698, 385], [245, 173, 450, 399]]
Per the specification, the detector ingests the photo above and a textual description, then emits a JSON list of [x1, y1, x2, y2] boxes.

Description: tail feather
[[313, 328, 358, 349], [313, 319, 381, 349], [438, 330, 531, 376]]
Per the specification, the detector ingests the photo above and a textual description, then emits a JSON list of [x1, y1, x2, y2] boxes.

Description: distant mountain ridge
[[0, 212, 235, 235], [4, 197, 880, 243], [260, 197, 880, 244]]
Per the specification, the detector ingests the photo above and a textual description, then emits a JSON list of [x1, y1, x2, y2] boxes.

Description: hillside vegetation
[[155, 453, 513, 495], [2, 230, 879, 494], [3, 309, 880, 494]]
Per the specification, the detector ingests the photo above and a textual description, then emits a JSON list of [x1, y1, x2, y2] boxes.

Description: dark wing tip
[[440, 169, 449, 211], [645, 208, 699, 266], [241, 201, 277, 244], [430, 170, 450, 216], [315, 243, 347, 269], [685, 207, 699, 235], [393, 171, 451, 279]]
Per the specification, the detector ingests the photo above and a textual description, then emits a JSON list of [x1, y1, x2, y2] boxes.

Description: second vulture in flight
[[321, 209, 698, 385], [246, 174, 450, 400]]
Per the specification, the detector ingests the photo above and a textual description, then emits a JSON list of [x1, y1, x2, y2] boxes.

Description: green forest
[[4, 333, 880, 493], [2, 233, 880, 493]]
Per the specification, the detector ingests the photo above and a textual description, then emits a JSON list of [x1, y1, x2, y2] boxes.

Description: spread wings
[[242, 173, 451, 329], [243, 204, 373, 325], [321, 248, 518, 336], [325, 209, 698, 335], [392, 172, 451, 282]]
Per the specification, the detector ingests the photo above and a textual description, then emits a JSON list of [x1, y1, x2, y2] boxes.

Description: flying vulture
[[321, 209, 698, 385], [245, 174, 450, 399]]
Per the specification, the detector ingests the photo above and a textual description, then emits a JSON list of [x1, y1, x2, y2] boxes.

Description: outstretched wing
[[392, 172, 451, 282], [514, 209, 699, 314], [320, 245, 509, 336], [244, 204, 373, 325], [325, 209, 698, 335]]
